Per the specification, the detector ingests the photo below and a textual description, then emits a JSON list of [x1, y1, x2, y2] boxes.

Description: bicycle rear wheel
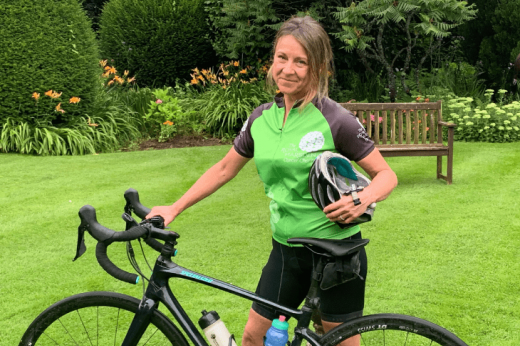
[[319, 314, 467, 346], [19, 291, 189, 346]]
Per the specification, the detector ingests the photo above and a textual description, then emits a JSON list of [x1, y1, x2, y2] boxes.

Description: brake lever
[[122, 212, 140, 231]]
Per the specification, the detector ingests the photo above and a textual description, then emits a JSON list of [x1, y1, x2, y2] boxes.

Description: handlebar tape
[[96, 242, 139, 285], [124, 188, 152, 219], [144, 237, 165, 253]]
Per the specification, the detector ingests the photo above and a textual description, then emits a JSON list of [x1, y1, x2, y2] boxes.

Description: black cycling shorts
[[252, 232, 367, 323]]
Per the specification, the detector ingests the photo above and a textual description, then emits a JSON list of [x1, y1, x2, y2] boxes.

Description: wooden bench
[[339, 101, 456, 184]]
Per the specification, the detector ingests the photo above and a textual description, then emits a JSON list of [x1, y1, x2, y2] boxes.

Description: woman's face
[[272, 35, 312, 101]]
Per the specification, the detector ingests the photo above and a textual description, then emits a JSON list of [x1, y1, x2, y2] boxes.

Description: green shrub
[[0, 0, 101, 126], [443, 90, 520, 142], [144, 87, 206, 142], [187, 61, 272, 137], [98, 0, 217, 88]]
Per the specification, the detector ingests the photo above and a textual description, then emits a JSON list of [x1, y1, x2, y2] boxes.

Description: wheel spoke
[[76, 309, 94, 346], [404, 331, 409, 346], [58, 317, 80, 345], [42, 331, 60, 345], [142, 327, 160, 345], [114, 308, 121, 346]]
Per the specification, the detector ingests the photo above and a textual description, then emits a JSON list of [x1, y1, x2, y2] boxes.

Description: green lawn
[[1, 142, 519, 345]]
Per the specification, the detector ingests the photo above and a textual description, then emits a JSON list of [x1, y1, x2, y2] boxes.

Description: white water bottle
[[198, 310, 237, 346]]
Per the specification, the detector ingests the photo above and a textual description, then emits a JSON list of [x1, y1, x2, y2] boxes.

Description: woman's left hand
[[323, 189, 374, 224]]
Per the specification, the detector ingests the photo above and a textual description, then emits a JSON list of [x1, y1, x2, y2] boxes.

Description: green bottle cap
[[272, 315, 289, 330]]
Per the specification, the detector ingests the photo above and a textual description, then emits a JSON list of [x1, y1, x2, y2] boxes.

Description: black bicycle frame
[[121, 252, 321, 346]]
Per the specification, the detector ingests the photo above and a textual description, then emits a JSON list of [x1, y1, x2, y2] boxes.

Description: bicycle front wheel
[[319, 314, 468, 346], [19, 291, 189, 346]]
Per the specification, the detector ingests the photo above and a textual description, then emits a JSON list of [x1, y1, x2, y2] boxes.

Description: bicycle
[[19, 188, 469, 346]]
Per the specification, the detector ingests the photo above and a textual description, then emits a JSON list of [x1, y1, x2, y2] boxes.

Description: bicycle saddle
[[286, 237, 369, 257]]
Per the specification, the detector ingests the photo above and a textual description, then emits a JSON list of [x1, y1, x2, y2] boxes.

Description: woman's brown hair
[[266, 16, 334, 111]]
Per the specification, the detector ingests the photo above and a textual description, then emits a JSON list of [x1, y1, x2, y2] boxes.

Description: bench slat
[[398, 110, 403, 144], [406, 110, 411, 144], [390, 110, 396, 144], [422, 111, 427, 144], [374, 110, 380, 144], [382, 110, 388, 144], [429, 109, 436, 144]]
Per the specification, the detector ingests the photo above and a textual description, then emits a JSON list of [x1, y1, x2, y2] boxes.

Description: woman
[[147, 16, 397, 346]]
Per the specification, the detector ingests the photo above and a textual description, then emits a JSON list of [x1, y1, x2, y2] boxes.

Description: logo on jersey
[[355, 118, 371, 142], [241, 118, 249, 132], [299, 131, 325, 152]]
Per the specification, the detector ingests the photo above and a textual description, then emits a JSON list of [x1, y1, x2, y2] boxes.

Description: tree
[[334, 0, 477, 101]]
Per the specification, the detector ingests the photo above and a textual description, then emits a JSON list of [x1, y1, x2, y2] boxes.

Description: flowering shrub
[[189, 59, 270, 89], [187, 60, 272, 137], [145, 87, 205, 142], [99, 59, 136, 89], [443, 90, 520, 142]]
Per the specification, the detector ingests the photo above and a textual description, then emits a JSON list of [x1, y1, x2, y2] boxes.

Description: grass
[[1, 142, 519, 345]]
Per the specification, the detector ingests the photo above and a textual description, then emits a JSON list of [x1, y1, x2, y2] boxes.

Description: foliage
[[0, 111, 140, 156], [0, 0, 101, 126], [98, 0, 217, 88], [442, 90, 520, 142], [188, 61, 272, 137], [204, 0, 358, 69], [145, 88, 205, 142], [475, 0, 520, 89], [0, 63, 144, 156], [418, 61, 486, 100], [334, 0, 478, 101]]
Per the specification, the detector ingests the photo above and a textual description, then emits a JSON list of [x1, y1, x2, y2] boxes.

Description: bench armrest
[[438, 121, 457, 128]]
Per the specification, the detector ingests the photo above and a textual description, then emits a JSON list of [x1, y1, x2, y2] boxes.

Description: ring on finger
[[339, 215, 345, 221]]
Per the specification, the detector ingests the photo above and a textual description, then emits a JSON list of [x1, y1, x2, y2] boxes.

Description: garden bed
[[124, 135, 227, 151]]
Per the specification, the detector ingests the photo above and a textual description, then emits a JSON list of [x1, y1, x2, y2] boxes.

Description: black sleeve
[[320, 98, 375, 162], [233, 102, 271, 158]]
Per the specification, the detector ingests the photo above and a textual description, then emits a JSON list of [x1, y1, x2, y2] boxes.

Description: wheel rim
[[21, 292, 182, 346]]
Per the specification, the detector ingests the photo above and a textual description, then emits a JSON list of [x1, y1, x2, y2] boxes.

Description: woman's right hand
[[146, 205, 178, 226]]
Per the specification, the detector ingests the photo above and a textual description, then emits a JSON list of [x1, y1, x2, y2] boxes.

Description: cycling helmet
[[308, 151, 376, 228]]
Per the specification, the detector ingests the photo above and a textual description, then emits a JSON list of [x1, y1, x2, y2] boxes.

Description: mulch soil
[[122, 135, 229, 152]]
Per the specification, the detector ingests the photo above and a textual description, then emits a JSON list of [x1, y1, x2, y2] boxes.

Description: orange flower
[[45, 90, 53, 97], [416, 96, 421, 101], [239, 69, 247, 74], [69, 97, 81, 104], [123, 70, 129, 77], [50, 91, 62, 99], [99, 60, 107, 67], [115, 76, 124, 85], [163, 121, 174, 126], [102, 71, 110, 78], [32, 92, 40, 100], [424, 98, 430, 102], [109, 67, 117, 74], [223, 85, 227, 89], [104, 66, 111, 71], [127, 76, 136, 83], [233, 61, 239, 67], [108, 80, 114, 86], [87, 116, 98, 127], [190, 78, 199, 85], [55, 103, 65, 113]]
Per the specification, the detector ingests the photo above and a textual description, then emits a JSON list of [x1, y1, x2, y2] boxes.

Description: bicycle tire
[[319, 313, 468, 346], [19, 291, 189, 346]]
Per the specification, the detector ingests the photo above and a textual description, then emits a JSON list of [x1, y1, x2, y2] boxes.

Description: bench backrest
[[339, 101, 443, 145]]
